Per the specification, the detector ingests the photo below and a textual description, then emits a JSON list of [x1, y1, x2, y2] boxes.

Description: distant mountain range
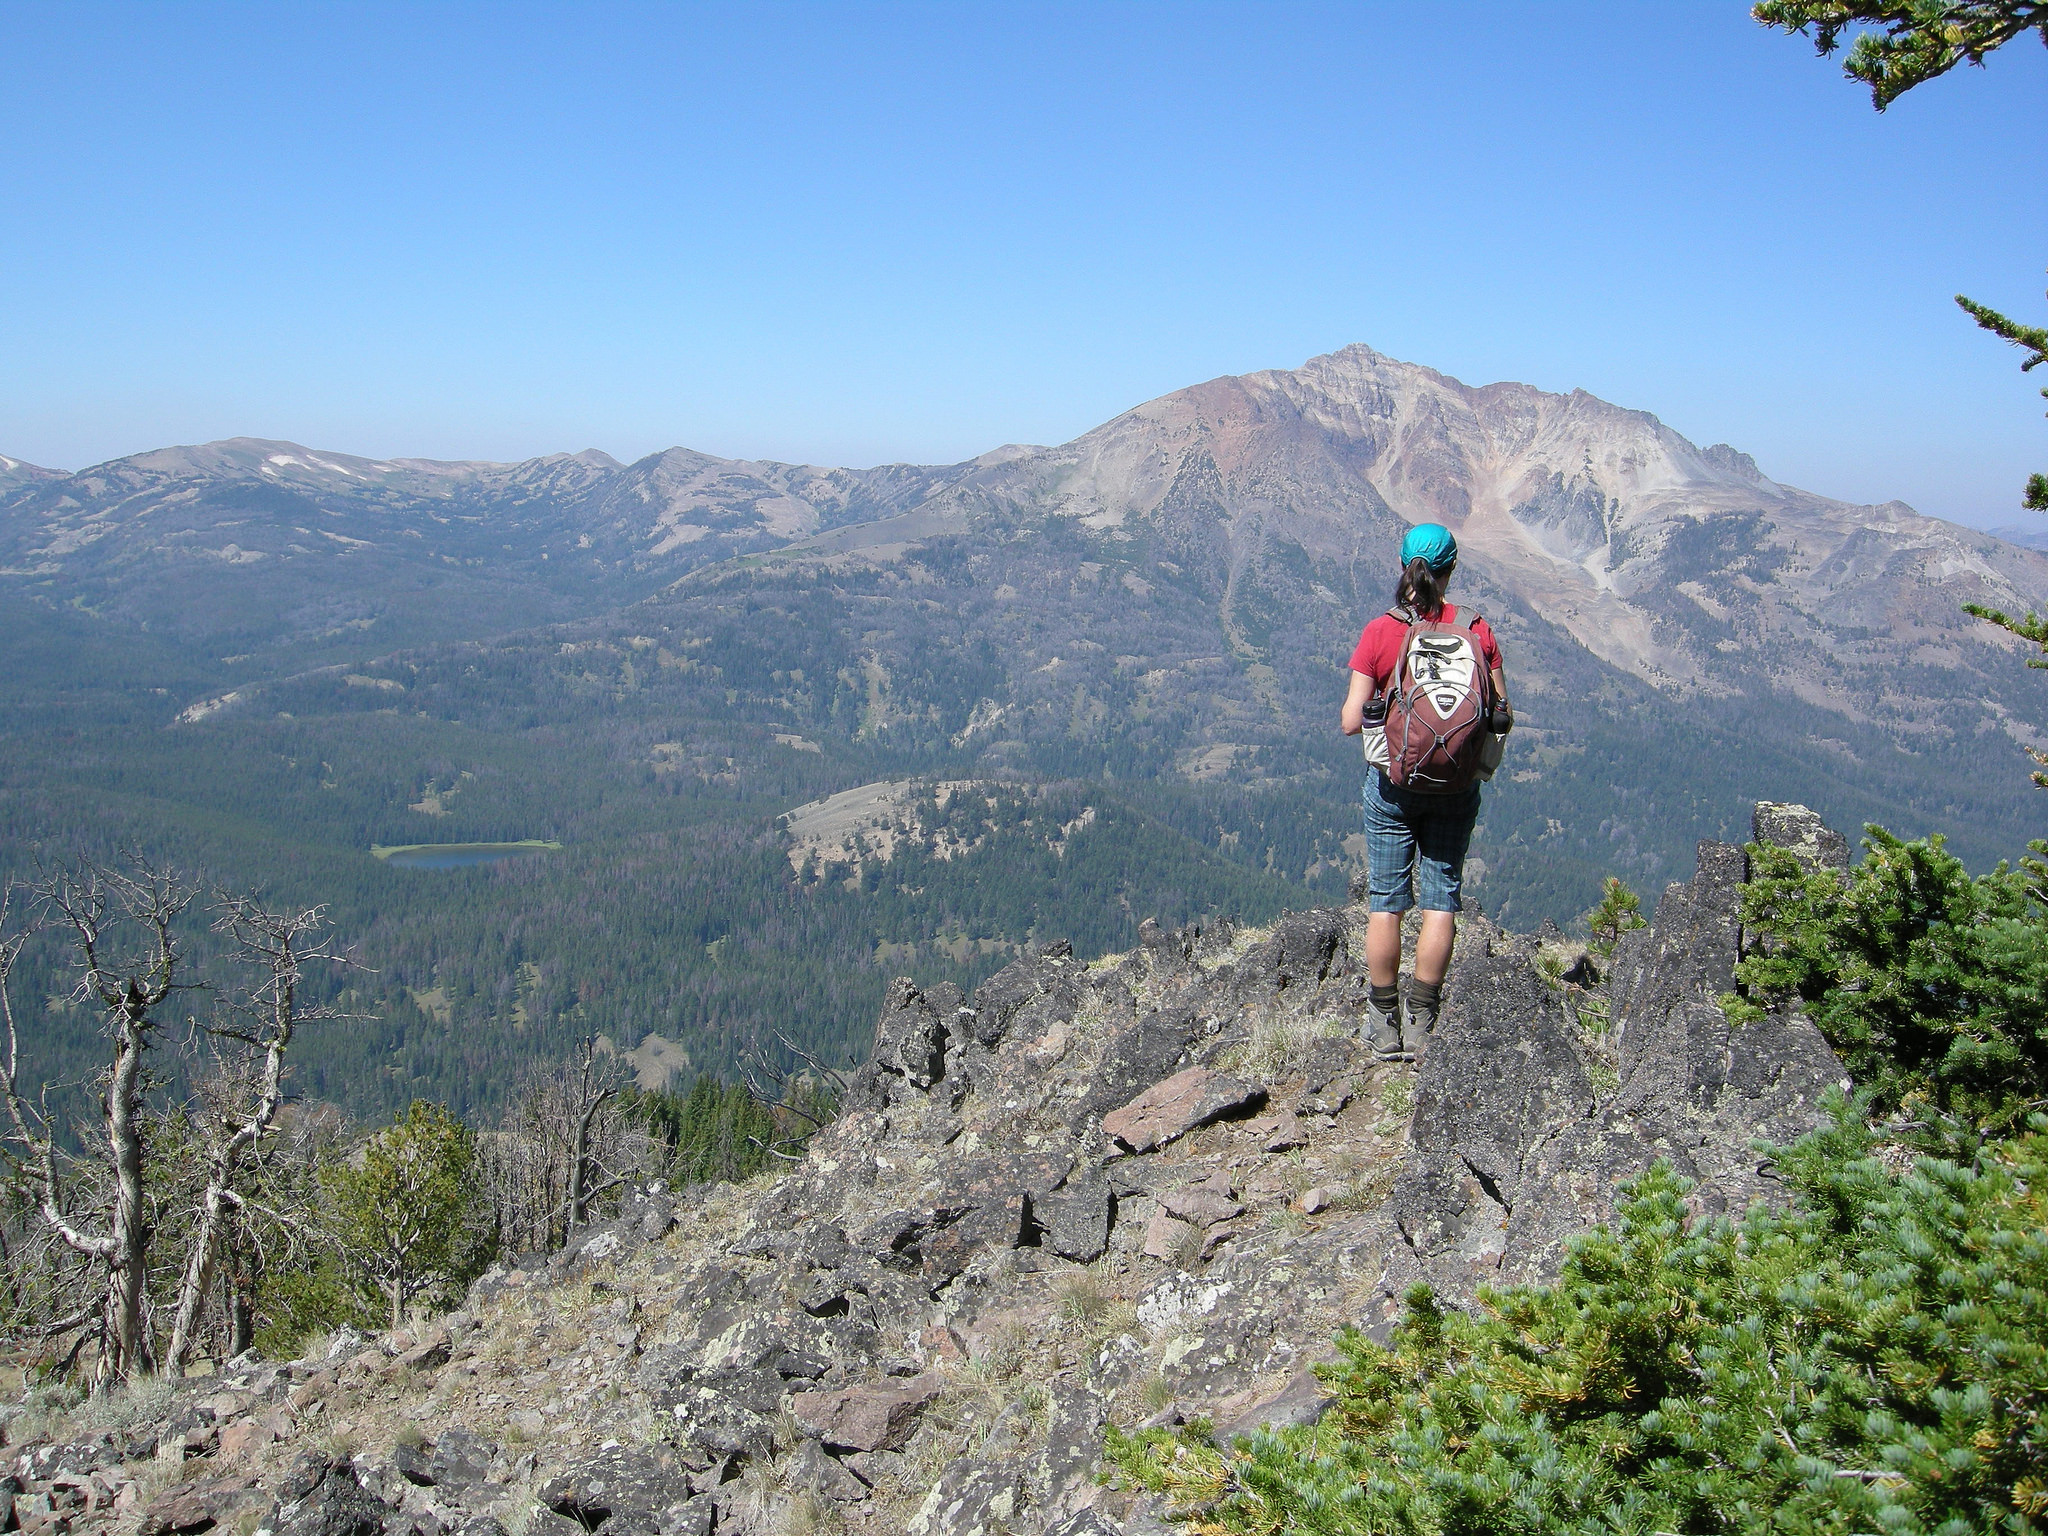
[[9, 346, 2046, 737], [4, 346, 2045, 1118], [1989, 522, 2048, 552]]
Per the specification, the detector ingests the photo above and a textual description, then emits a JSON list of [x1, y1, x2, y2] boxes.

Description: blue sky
[[3, 1, 2043, 529]]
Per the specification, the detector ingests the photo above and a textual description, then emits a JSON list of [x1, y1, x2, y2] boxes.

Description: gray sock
[[1407, 978, 1443, 1015], [1369, 983, 1400, 1013]]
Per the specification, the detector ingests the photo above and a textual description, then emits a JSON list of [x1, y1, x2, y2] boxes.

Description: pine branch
[[1955, 293, 2048, 371], [1753, 2, 2048, 109], [1962, 601, 2048, 649]]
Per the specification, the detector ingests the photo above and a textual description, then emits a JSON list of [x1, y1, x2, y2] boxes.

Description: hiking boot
[[1400, 1002, 1435, 1058], [1362, 997, 1412, 1061]]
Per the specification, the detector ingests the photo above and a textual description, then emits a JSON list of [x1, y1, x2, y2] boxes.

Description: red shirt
[[1348, 605, 1504, 688]]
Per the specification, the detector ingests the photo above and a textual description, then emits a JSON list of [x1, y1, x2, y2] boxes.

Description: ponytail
[[1394, 555, 1449, 619]]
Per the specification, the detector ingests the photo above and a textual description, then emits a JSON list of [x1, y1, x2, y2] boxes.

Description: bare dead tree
[[0, 863, 193, 1385], [216, 1099, 343, 1356], [737, 1029, 851, 1163], [162, 895, 350, 1375], [485, 1036, 634, 1254], [562, 1035, 624, 1233]]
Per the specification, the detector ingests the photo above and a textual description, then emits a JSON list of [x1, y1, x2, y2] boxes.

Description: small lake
[[372, 840, 562, 871]]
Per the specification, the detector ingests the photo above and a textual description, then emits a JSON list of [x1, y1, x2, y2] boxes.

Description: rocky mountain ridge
[[10, 347, 2046, 738], [1, 803, 1852, 1536], [0, 435, 980, 573], [1990, 521, 2048, 552], [13, 346, 2048, 784], [0, 435, 989, 667], [884, 344, 2048, 729]]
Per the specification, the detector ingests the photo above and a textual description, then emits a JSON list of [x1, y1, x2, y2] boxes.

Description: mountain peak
[[0, 452, 62, 491]]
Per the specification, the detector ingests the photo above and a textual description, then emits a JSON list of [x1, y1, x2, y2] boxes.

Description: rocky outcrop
[[3, 804, 1855, 1536], [1356, 804, 1847, 1327]]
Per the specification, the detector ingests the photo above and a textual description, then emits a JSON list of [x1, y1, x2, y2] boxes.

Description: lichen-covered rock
[[1752, 801, 1849, 872], [1036, 1172, 1113, 1262], [666, 1383, 773, 1461], [267, 1454, 389, 1536], [842, 979, 956, 1113], [1158, 1171, 1242, 1227], [783, 1439, 868, 1502], [536, 1444, 699, 1536], [1358, 814, 1847, 1329], [137, 1477, 266, 1536], [1213, 1366, 1333, 1446], [907, 1459, 1025, 1536], [1069, 1006, 1205, 1126]]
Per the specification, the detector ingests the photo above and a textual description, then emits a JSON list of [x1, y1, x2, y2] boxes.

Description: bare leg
[[1366, 912, 1403, 988], [1414, 911, 1457, 985]]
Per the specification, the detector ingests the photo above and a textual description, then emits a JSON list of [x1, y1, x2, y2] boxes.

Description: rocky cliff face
[[1, 804, 1852, 1536]]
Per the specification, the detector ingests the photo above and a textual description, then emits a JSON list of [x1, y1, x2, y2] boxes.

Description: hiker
[[1340, 522, 1511, 1059]]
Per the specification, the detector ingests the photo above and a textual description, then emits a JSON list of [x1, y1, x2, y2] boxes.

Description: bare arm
[[1340, 668, 1377, 736]]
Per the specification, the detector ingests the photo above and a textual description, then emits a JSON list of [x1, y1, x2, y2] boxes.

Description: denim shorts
[[1362, 770, 1480, 914]]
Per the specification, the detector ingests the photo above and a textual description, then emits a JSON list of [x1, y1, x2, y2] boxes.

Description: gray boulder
[[1069, 1007, 1204, 1126], [1036, 1172, 1114, 1263], [1213, 1367, 1334, 1447], [268, 1454, 390, 1536], [1101, 1068, 1266, 1153], [535, 1445, 700, 1536], [906, 1459, 1025, 1536], [843, 980, 954, 1113]]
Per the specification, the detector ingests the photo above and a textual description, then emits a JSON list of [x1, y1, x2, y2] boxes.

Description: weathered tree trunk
[[0, 866, 192, 1387], [165, 898, 328, 1376], [566, 1084, 614, 1231], [228, 1279, 254, 1359], [164, 1179, 232, 1374], [101, 987, 152, 1385]]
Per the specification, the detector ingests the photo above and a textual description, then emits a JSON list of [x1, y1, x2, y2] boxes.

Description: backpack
[[1381, 607, 1497, 793]]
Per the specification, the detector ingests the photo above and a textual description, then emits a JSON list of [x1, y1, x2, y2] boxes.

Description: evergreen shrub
[[1734, 830, 2048, 1135], [1107, 1093, 2048, 1536]]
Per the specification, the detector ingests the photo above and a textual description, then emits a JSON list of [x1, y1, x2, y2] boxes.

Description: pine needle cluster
[[1752, 2, 2048, 111]]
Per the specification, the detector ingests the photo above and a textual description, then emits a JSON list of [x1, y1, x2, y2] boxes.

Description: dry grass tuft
[[1091, 1299, 1139, 1348], [1053, 1265, 1112, 1326], [773, 1487, 841, 1536], [74, 1374, 179, 1436], [1230, 1008, 1353, 1084]]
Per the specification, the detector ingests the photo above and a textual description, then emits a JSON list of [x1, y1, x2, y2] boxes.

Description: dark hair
[[1395, 555, 1451, 618]]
